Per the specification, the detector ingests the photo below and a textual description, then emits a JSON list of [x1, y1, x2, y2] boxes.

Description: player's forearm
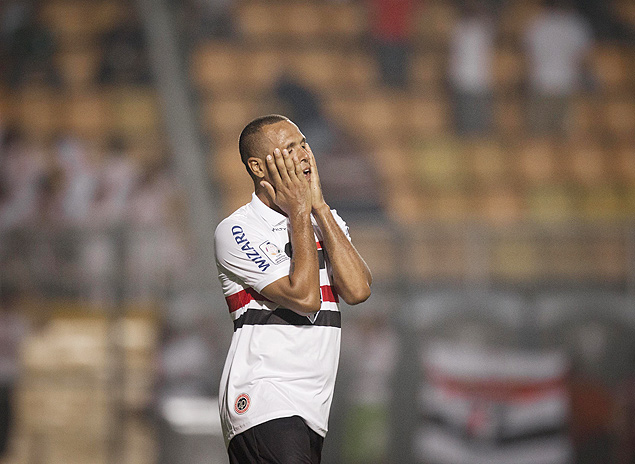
[[286, 211, 321, 312], [312, 204, 372, 305]]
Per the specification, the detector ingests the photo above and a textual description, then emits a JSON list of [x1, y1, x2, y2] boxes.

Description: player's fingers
[[282, 149, 296, 176], [275, 148, 292, 184], [265, 151, 283, 186]]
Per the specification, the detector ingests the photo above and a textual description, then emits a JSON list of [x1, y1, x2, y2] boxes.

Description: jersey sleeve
[[330, 209, 351, 240], [214, 219, 291, 293]]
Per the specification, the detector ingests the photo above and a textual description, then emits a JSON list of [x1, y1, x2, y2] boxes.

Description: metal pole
[[106, 225, 127, 464]]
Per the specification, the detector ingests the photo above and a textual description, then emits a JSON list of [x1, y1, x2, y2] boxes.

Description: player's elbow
[[291, 290, 322, 314], [341, 284, 371, 306]]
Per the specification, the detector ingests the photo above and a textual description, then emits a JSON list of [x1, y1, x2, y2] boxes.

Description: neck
[[255, 187, 287, 217]]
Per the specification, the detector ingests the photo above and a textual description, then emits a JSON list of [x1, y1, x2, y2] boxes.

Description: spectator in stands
[[274, 73, 337, 156], [93, 137, 139, 225], [0, 1, 28, 83], [273, 74, 384, 218], [523, 0, 593, 136], [0, 128, 48, 229], [2, 3, 58, 88], [97, 6, 152, 85], [0, 1, 30, 42], [0, 284, 27, 460], [366, 0, 416, 89], [177, 0, 236, 44], [448, 0, 495, 135], [126, 160, 188, 300], [574, 0, 635, 44], [54, 135, 99, 226], [158, 324, 216, 398]]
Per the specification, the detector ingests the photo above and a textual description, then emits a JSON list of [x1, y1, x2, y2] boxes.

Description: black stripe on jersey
[[234, 308, 341, 331]]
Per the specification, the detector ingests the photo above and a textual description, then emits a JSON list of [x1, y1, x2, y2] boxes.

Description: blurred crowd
[[0, 126, 190, 303], [0, 0, 634, 463], [0, 1, 191, 304], [0, 1, 150, 88]]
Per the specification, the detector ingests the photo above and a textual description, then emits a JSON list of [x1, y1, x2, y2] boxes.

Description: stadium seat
[[581, 185, 623, 220], [590, 45, 632, 92], [38, 1, 95, 45], [589, 234, 629, 280], [236, 1, 278, 41], [601, 98, 635, 140], [492, 46, 524, 93], [342, 51, 378, 90], [345, 223, 398, 281], [190, 43, 242, 91], [15, 86, 61, 140], [323, 2, 366, 40], [245, 49, 285, 92], [527, 184, 578, 222], [493, 97, 524, 137], [353, 94, 400, 142], [498, 1, 542, 40], [287, 49, 342, 90], [412, 137, 466, 189], [409, 52, 444, 92], [209, 139, 245, 186], [565, 138, 607, 186], [404, 97, 450, 137], [90, 1, 131, 35], [413, 1, 457, 46], [61, 90, 111, 140], [516, 138, 557, 184], [110, 87, 160, 138], [56, 49, 100, 90], [478, 186, 525, 225], [614, 141, 635, 184], [285, 3, 326, 40], [568, 96, 597, 138], [469, 138, 509, 186], [398, 228, 469, 279], [490, 235, 539, 280], [202, 97, 260, 138], [614, 0, 635, 27]]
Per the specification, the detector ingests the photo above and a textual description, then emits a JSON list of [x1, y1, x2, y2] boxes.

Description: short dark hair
[[238, 114, 289, 173]]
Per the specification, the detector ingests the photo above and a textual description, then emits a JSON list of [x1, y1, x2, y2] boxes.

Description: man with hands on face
[[214, 115, 372, 463]]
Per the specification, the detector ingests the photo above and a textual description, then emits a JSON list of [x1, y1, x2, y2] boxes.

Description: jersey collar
[[250, 193, 287, 227]]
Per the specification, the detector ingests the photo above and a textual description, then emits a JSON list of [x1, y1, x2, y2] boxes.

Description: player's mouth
[[303, 167, 311, 181]]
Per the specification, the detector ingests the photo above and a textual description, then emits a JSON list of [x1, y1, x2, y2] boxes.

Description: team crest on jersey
[[234, 393, 250, 414], [259, 241, 289, 265]]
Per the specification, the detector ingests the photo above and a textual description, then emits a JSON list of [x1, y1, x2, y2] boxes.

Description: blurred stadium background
[[0, 0, 634, 463]]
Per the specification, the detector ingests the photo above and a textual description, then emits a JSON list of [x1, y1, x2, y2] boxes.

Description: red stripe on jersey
[[316, 241, 323, 250], [321, 285, 339, 303], [226, 288, 270, 313], [227, 285, 339, 313]]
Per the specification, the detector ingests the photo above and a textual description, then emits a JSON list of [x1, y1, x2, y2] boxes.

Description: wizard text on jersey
[[231, 225, 270, 272]]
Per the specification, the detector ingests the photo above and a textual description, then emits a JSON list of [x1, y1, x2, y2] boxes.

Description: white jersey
[[214, 193, 349, 447]]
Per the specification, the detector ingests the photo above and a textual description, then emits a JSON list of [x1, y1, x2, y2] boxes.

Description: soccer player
[[214, 114, 372, 463]]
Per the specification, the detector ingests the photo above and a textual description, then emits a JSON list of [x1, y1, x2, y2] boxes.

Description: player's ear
[[248, 157, 265, 178]]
